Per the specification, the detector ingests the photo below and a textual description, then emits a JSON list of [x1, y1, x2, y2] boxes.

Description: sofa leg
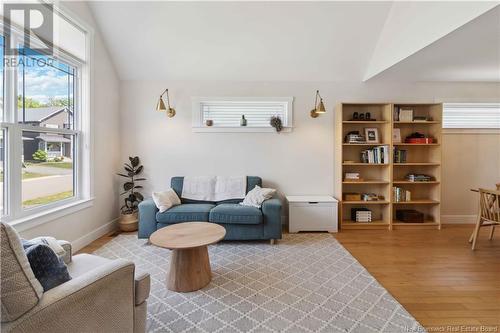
[[270, 239, 276, 245]]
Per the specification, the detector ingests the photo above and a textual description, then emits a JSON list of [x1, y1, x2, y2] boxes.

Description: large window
[[192, 97, 293, 132], [1, 9, 90, 224], [443, 103, 500, 129]]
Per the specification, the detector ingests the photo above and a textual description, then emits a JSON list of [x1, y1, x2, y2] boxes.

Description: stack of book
[[406, 174, 433, 182], [399, 109, 413, 122], [356, 210, 372, 223], [344, 172, 361, 181], [345, 133, 365, 143], [393, 187, 411, 202], [360, 145, 389, 164], [393, 148, 407, 163]]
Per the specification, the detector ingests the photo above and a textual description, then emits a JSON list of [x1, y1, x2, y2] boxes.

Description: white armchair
[[0, 222, 150, 333]]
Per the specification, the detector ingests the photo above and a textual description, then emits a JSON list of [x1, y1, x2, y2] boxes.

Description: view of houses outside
[[1, 42, 76, 212]]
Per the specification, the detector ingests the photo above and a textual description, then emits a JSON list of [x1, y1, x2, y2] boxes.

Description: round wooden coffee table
[[149, 222, 226, 292]]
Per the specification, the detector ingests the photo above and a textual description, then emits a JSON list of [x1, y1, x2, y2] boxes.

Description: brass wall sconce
[[310, 90, 326, 118], [156, 88, 176, 118]]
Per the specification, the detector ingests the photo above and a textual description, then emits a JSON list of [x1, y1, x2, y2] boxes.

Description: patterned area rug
[[93, 233, 424, 333]]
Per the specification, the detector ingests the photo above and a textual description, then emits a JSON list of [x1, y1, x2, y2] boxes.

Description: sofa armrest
[[138, 199, 159, 239], [6, 259, 137, 333], [262, 198, 283, 240], [57, 240, 72, 264]]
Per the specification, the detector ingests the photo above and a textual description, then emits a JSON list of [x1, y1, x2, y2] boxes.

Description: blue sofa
[[138, 176, 282, 242]]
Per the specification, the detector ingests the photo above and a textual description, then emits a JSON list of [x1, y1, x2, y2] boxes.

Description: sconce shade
[[310, 90, 326, 118], [317, 99, 326, 113], [156, 97, 167, 111]]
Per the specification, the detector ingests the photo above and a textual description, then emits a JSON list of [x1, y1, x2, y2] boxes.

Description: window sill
[[192, 126, 293, 133], [9, 198, 95, 232], [443, 128, 500, 135]]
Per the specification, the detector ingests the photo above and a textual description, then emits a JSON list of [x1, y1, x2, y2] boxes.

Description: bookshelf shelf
[[342, 121, 390, 124], [343, 143, 391, 146], [342, 220, 388, 225], [394, 162, 440, 166], [343, 201, 390, 205], [342, 163, 389, 166], [393, 181, 440, 184], [394, 121, 440, 124], [336, 102, 442, 231], [393, 143, 440, 146], [393, 200, 440, 204], [343, 180, 390, 184]]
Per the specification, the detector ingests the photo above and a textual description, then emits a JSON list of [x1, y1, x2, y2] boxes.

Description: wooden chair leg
[[468, 231, 474, 243], [471, 217, 482, 250], [489, 226, 495, 240]]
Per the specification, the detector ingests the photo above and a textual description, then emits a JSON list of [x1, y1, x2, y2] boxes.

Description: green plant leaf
[[135, 165, 143, 175], [134, 185, 143, 189], [135, 178, 146, 181], [134, 192, 144, 201], [130, 156, 140, 168], [116, 173, 129, 178], [128, 171, 135, 177], [123, 182, 134, 191], [124, 166, 134, 173]]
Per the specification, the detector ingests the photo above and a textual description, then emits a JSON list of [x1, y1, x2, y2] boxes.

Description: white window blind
[[201, 101, 288, 127], [443, 103, 500, 129], [193, 97, 293, 132]]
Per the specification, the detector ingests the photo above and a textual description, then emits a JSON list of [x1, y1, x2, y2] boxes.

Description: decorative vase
[[206, 119, 213, 126], [119, 211, 138, 232], [240, 115, 247, 126]]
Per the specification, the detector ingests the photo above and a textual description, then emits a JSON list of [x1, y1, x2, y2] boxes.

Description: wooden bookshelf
[[335, 103, 442, 230]]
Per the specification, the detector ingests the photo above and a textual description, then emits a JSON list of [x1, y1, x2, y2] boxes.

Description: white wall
[[120, 80, 499, 220], [19, 2, 121, 249]]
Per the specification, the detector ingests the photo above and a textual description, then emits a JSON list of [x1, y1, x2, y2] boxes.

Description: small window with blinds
[[192, 97, 293, 132], [443, 103, 500, 129]]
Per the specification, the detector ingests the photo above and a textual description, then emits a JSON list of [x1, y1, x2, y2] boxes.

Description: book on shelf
[[393, 148, 407, 163], [355, 211, 372, 223], [345, 131, 365, 143], [360, 145, 389, 164], [393, 187, 411, 202], [344, 172, 361, 181], [351, 208, 372, 222], [405, 174, 433, 182], [399, 109, 413, 122]]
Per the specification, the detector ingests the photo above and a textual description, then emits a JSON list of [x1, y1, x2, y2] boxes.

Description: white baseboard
[[72, 218, 118, 252], [441, 215, 477, 224]]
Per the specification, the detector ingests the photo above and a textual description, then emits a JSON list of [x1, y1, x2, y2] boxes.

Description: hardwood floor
[[79, 225, 500, 329], [335, 225, 500, 328]]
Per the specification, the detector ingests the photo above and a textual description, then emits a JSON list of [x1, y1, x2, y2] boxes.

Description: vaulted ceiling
[[86, 1, 500, 82]]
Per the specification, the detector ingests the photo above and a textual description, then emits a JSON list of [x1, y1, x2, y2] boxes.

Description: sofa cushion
[[0, 222, 43, 322], [209, 204, 263, 225], [156, 204, 215, 223]]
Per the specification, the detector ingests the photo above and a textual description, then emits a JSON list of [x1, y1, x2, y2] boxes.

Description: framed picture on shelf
[[393, 128, 402, 143], [364, 128, 379, 143]]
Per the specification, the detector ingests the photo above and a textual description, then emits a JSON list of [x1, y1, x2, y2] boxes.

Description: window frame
[[192, 97, 294, 133], [0, 6, 94, 229]]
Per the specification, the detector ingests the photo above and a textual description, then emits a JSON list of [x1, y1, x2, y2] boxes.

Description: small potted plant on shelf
[[117, 156, 145, 231]]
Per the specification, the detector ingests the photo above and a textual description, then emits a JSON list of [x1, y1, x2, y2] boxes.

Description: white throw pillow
[[240, 185, 276, 208], [152, 189, 181, 213]]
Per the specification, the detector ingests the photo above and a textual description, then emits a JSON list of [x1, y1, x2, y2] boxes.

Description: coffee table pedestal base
[[167, 246, 211, 292]]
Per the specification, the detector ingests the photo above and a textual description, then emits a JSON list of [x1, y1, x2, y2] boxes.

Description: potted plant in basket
[[117, 156, 146, 231]]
